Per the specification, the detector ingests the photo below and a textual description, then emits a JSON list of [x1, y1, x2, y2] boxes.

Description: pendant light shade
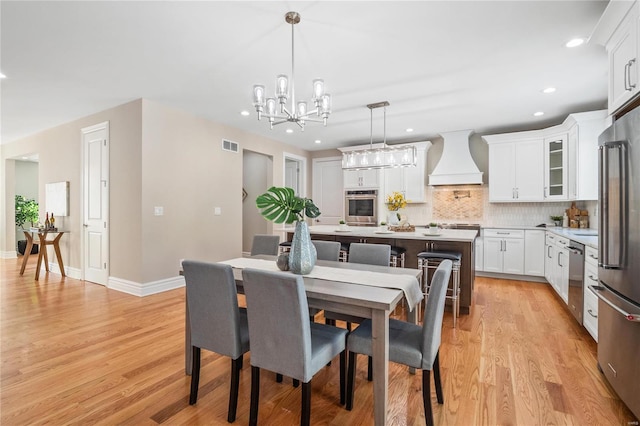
[[341, 102, 417, 170]]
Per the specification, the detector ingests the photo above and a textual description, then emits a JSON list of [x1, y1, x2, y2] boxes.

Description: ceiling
[[1, 1, 610, 151]]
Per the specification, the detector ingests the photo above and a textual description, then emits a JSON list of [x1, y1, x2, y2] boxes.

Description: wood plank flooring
[[1, 257, 637, 425]]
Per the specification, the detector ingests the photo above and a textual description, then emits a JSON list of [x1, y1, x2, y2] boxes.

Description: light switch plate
[[154, 206, 164, 216], [214, 207, 221, 215]]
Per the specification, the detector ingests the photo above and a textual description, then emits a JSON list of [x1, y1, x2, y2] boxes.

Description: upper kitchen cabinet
[[484, 133, 544, 202], [544, 132, 569, 200], [483, 110, 607, 202], [592, 1, 640, 114], [382, 142, 431, 202], [343, 168, 380, 189]]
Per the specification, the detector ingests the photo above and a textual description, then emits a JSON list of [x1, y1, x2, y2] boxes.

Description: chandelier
[[252, 11, 331, 131], [342, 101, 417, 170]]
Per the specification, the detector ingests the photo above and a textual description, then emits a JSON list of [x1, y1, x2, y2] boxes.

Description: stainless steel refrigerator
[[592, 107, 640, 420]]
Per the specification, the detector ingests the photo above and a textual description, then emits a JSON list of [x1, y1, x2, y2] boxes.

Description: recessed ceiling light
[[286, 129, 293, 134], [240, 110, 250, 116], [542, 87, 556, 94], [533, 111, 544, 117], [405, 128, 414, 133], [22, 157, 28, 160], [566, 38, 584, 48], [314, 139, 321, 144]]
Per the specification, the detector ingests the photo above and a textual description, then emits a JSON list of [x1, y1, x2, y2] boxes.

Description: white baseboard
[[1, 251, 18, 259], [108, 275, 185, 297], [476, 271, 548, 283], [37, 262, 82, 280]]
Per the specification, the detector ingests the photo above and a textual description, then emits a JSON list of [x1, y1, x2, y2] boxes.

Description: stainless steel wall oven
[[345, 190, 378, 226]]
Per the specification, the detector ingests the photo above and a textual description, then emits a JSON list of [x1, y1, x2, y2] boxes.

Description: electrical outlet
[[214, 207, 221, 215], [154, 206, 164, 216]]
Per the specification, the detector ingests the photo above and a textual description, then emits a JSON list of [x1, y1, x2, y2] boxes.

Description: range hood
[[429, 129, 483, 185]]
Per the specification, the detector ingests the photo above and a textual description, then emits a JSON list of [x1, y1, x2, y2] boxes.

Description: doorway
[[12, 155, 39, 253], [283, 152, 306, 197], [242, 150, 273, 254]]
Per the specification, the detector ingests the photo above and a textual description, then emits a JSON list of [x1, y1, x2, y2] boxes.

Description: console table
[[20, 229, 67, 280]]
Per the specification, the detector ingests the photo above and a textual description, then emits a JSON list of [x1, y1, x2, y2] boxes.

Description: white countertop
[[280, 225, 478, 243], [545, 227, 598, 249], [481, 225, 598, 248]]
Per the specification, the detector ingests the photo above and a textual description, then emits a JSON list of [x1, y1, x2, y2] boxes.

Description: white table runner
[[219, 257, 423, 311]]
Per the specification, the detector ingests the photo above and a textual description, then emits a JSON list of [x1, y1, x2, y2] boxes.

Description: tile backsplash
[[400, 185, 598, 228]]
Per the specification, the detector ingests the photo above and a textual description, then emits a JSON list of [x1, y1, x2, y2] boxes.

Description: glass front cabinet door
[[544, 133, 568, 200]]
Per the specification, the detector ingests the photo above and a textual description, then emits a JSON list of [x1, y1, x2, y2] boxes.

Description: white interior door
[[312, 157, 343, 225], [82, 122, 109, 285], [285, 158, 300, 195]]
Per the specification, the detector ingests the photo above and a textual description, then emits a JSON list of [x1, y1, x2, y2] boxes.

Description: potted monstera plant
[[256, 186, 321, 274]]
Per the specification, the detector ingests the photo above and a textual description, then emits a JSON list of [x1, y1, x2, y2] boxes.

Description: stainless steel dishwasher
[[567, 242, 585, 324]]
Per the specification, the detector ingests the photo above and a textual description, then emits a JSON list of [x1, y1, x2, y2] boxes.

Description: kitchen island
[[283, 225, 478, 315]]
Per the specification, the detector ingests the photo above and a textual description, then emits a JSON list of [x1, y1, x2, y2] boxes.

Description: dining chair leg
[[433, 352, 444, 404], [293, 379, 300, 388], [339, 350, 346, 405], [238, 354, 243, 370], [301, 381, 312, 426], [228, 357, 241, 422], [422, 369, 434, 426], [250, 366, 260, 426], [367, 356, 373, 381], [276, 373, 283, 383], [189, 346, 201, 405], [346, 351, 357, 411]]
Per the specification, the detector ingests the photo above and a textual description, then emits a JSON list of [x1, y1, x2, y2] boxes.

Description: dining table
[[182, 255, 423, 426]]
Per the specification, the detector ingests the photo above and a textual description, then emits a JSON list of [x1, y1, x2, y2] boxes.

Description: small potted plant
[[429, 222, 439, 234], [550, 215, 563, 227], [338, 220, 349, 231]]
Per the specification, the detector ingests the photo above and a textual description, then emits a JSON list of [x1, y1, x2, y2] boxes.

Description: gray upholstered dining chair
[[241, 268, 348, 426], [324, 243, 392, 380], [311, 240, 341, 262], [182, 260, 250, 423], [345, 259, 453, 426], [324, 243, 392, 330], [250, 234, 280, 256]]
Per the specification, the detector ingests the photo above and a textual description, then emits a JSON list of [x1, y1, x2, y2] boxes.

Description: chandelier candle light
[[342, 101, 417, 170], [252, 11, 331, 131]]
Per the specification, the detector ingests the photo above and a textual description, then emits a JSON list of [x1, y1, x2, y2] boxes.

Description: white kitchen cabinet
[[592, 1, 640, 114], [484, 110, 606, 202], [567, 111, 609, 200], [545, 232, 569, 304], [544, 233, 556, 284], [544, 132, 569, 200], [483, 229, 524, 274], [343, 168, 380, 189], [486, 137, 544, 202], [382, 142, 431, 202], [524, 230, 545, 276], [608, 3, 639, 113], [475, 234, 484, 272], [583, 246, 599, 341]]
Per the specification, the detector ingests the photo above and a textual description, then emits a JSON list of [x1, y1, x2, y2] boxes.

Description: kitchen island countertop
[[279, 225, 478, 242]]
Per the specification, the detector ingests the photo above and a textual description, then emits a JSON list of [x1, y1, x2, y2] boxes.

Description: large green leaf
[[255, 186, 321, 224]]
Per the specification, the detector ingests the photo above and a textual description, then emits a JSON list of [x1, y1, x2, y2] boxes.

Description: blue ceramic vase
[[289, 221, 317, 275]]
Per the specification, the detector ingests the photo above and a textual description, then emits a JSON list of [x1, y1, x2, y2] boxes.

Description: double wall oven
[[345, 190, 378, 226]]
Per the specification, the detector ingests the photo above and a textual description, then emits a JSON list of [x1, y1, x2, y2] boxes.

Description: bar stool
[[279, 241, 292, 255], [389, 246, 406, 267], [417, 251, 462, 327], [339, 242, 350, 262]]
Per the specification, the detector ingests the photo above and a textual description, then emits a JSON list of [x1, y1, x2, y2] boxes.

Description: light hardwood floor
[[1, 257, 636, 425]]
